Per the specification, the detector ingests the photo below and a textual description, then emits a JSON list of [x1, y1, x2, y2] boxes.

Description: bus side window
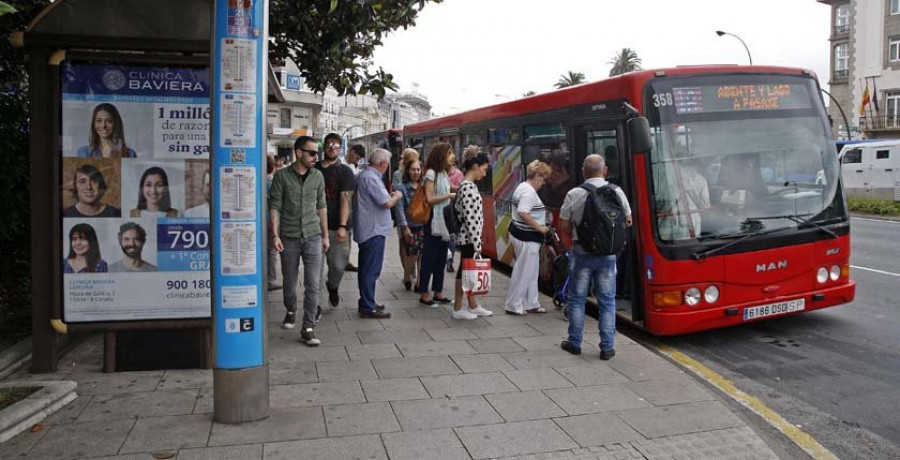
[[521, 143, 570, 208]]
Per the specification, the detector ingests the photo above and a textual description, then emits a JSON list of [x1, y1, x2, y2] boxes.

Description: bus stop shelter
[[13, 0, 213, 374]]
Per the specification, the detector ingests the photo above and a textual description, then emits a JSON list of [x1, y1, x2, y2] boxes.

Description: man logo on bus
[[756, 260, 788, 272]]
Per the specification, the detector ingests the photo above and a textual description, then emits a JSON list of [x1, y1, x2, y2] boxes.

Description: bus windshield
[[646, 74, 845, 243]]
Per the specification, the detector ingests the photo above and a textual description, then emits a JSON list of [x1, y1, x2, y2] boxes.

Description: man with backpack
[[558, 154, 632, 360]]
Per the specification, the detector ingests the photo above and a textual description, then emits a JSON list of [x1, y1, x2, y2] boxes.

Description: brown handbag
[[407, 185, 432, 225]]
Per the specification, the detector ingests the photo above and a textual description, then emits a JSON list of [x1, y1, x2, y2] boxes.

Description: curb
[[0, 338, 32, 381], [850, 212, 900, 222], [0, 380, 77, 444]]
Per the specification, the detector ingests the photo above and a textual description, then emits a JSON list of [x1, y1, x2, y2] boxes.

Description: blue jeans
[[358, 235, 386, 313], [565, 246, 617, 352], [281, 235, 323, 328]]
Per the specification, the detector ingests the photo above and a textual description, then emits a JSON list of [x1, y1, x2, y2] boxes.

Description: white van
[[839, 140, 900, 201]]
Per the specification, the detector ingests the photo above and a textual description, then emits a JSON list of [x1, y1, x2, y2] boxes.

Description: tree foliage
[[270, 0, 442, 98], [608, 48, 642, 77], [0, 2, 17, 16], [554, 71, 586, 89], [522, 90, 536, 97], [0, 0, 48, 342]]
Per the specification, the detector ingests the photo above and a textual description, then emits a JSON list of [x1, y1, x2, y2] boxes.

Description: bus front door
[[573, 123, 641, 323]]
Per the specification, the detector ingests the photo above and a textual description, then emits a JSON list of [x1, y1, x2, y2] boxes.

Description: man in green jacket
[[269, 136, 330, 346]]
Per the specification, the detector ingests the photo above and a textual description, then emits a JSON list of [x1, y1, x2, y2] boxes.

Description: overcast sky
[[372, 0, 832, 115]]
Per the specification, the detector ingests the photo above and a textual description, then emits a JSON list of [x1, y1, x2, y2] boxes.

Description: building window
[[279, 108, 291, 129], [834, 43, 849, 78], [886, 92, 900, 127], [835, 4, 850, 34], [892, 39, 900, 62], [877, 150, 890, 159], [892, 0, 900, 15]]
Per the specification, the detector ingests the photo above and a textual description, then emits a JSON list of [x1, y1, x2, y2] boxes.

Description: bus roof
[[404, 65, 814, 136]]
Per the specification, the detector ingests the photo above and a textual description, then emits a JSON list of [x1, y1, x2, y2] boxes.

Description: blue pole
[[210, 0, 270, 423]]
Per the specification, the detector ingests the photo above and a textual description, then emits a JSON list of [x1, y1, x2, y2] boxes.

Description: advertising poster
[[60, 61, 212, 322], [492, 144, 523, 265]]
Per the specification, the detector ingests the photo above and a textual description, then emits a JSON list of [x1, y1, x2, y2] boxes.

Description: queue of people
[[269, 135, 631, 362]]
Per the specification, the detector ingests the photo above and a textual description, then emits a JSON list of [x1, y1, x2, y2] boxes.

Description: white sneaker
[[451, 308, 478, 320], [468, 305, 494, 317]]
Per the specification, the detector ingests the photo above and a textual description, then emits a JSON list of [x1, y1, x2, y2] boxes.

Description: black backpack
[[575, 183, 627, 255], [443, 194, 461, 235]]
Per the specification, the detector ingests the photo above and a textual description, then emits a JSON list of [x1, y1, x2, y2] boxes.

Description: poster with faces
[[59, 61, 212, 322]]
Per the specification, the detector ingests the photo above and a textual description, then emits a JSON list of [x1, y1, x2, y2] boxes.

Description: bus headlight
[[685, 287, 701, 306], [829, 265, 840, 281], [816, 267, 829, 283], [704, 286, 720, 304]]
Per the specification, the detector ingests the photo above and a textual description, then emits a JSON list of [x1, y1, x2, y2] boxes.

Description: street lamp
[[716, 30, 753, 65], [342, 124, 364, 138]]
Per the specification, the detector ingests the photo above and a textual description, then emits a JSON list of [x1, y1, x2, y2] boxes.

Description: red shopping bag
[[461, 256, 492, 297]]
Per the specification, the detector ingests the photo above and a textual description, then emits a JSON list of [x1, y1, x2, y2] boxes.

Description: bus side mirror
[[628, 117, 653, 154]]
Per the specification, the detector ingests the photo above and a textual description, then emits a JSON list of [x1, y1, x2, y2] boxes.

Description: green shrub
[[847, 197, 900, 216]]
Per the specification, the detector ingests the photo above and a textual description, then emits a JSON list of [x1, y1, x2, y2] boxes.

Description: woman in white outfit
[[504, 160, 552, 315]]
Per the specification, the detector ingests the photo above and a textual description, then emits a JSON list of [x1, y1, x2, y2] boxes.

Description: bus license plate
[[742, 299, 805, 321]]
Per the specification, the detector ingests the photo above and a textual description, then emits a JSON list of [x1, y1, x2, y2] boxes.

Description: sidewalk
[[0, 237, 780, 460]]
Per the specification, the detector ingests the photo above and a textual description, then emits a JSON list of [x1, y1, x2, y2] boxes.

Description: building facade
[[385, 86, 433, 129], [317, 89, 391, 142], [820, 0, 900, 139], [267, 59, 323, 161]]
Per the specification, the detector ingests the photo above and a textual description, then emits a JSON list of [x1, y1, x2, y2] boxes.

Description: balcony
[[859, 115, 900, 131]]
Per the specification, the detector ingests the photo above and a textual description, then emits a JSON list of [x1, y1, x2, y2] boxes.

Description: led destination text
[[717, 84, 793, 110]]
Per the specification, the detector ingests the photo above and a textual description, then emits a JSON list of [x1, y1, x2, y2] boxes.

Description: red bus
[[404, 65, 855, 335], [350, 128, 404, 170]]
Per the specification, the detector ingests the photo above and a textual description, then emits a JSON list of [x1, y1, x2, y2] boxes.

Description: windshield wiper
[[690, 221, 790, 261], [747, 214, 838, 239]]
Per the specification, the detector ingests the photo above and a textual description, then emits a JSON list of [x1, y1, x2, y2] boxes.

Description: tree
[[0, 0, 48, 343], [608, 48, 642, 77], [270, 0, 443, 98], [554, 71, 585, 89], [522, 90, 536, 97]]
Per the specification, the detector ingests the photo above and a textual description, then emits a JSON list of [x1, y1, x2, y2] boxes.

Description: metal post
[[29, 48, 58, 373], [820, 88, 853, 141], [210, 0, 270, 423], [716, 30, 753, 65]]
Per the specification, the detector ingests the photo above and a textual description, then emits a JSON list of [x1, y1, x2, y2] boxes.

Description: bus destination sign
[[672, 84, 810, 115]]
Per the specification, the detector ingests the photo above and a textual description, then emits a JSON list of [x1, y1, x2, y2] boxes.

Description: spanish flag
[[860, 82, 871, 116]]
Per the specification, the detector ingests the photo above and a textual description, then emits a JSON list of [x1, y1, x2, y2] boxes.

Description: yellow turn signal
[[652, 291, 683, 307]]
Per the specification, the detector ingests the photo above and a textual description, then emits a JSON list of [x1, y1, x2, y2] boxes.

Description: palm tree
[[554, 71, 586, 89], [608, 48, 642, 77]]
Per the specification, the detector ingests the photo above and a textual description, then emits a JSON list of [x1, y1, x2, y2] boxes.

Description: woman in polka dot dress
[[451, 148, 495, 320]]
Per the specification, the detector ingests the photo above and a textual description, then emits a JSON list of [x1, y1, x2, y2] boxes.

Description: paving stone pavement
[[0, 238, 782, 459]]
